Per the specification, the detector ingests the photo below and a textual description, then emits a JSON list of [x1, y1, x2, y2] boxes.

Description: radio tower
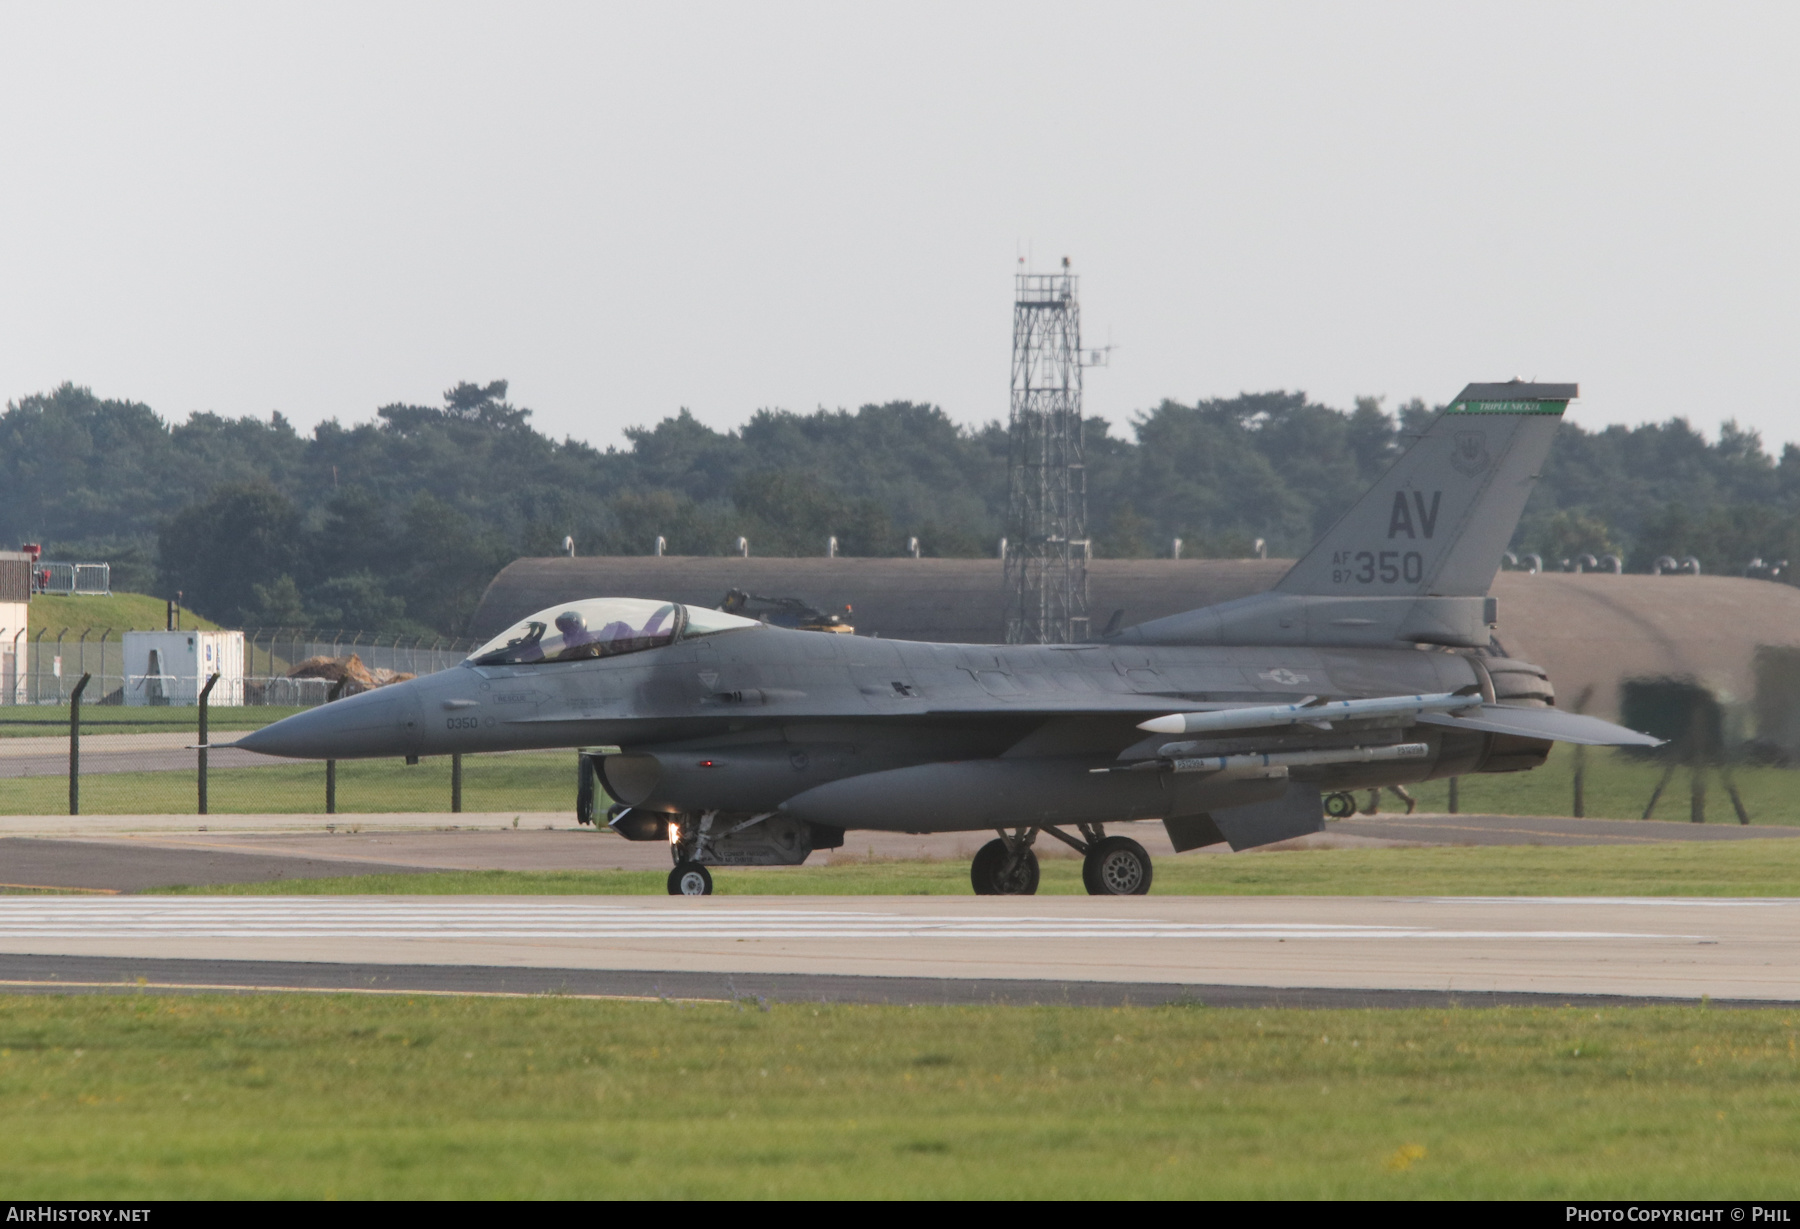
[[1003, 258, 1092, 644]]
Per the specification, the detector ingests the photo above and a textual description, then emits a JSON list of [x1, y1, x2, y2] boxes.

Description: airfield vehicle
[[239, 381, 1656, 895]]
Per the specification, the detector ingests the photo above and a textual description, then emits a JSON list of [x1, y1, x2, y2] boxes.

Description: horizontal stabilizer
[[1418, 705, 1662, 747]]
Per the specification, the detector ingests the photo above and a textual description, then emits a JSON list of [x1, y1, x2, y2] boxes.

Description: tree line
[[3, 379, 1797, 636]]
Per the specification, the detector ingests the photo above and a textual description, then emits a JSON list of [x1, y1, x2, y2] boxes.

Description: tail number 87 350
[[1332, 550, 1423, 585]]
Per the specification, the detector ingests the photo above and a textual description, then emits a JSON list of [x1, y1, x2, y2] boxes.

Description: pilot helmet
[[554, 610, 587, 636]]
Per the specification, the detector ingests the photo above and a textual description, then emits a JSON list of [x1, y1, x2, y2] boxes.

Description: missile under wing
[[239, 380, 1657, 896]]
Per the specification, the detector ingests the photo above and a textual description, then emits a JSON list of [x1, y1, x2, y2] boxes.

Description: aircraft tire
[[1082, 836, 1153, 896], [1323, 791, 1358, 820], [970, 839, 1040, 896], [668, 862, 713, 896]]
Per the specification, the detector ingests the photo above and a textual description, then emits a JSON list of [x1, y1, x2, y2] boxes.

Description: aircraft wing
[[1417, 704, 1661, 747]]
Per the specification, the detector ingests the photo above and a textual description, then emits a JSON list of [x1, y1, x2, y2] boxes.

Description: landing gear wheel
[[1323, 791, 1358, 820], [1082, 836, 1153, 896], [971, 839, 1040, 896], [668, 862, 713, 896]]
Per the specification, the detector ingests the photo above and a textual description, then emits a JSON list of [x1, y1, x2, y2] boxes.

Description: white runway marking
[[0, 899, 1701, 942]]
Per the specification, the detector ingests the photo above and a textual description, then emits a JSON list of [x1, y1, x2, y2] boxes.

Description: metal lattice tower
[[1003, 263, 1090, 644]]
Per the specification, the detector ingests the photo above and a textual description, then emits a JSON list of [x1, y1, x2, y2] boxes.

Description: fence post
[[324, 674, 347, 814], [68, 672, 91, 816], [197, 671, 220, 815], [451, 754, 463, 813]]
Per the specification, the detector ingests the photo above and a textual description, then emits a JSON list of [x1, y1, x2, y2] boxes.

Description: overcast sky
[[1, 2, 1796, 450]]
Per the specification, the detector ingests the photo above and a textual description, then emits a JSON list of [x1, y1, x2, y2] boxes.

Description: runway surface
[[0, 951, 1779, 1010], [0, 837, 425, 893], [1341, 813, 1800, 845], [0, 894, 1791, 1002]]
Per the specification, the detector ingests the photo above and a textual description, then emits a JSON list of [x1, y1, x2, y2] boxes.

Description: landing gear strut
[[974, 824, 1157, 896]]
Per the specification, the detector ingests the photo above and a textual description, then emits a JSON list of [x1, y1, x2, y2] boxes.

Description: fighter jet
[[239, 381, 1657, 895]]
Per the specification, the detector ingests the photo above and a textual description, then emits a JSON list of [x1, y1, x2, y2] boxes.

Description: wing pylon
[[1094, 740, 1431, 778]]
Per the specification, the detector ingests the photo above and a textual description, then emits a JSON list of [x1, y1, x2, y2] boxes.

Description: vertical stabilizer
[[1275, 381, 1574, 598]]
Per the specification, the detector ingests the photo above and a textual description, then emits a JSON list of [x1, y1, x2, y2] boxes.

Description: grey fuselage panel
[[241, 623, 1481, 762]]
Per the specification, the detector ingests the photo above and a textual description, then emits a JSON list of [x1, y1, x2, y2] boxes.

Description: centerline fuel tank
[[778, 758, 1292, 834]]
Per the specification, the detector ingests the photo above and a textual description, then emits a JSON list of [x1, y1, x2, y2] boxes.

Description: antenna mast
[[1004, 258, 1093, 644]]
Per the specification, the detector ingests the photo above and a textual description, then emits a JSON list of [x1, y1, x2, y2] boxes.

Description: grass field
[[26, 592, 217, 639], [0, 705, 311, 738], [0, 994, 1793, 1198], [1, 750, 578, 815], [155, 836, 1800, 897], [1407, 743, 1792, 825]]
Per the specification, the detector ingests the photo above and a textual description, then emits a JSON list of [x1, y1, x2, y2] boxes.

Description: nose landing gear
[[668, 862, 713, 895]]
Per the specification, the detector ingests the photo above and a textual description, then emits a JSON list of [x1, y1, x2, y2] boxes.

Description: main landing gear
[[971, 834, 1040, 895], [970, 825, 1153, 896]]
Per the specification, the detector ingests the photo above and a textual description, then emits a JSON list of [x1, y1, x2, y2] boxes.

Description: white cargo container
[[122, 630, 244, 706], [0, 549, 30, 705]]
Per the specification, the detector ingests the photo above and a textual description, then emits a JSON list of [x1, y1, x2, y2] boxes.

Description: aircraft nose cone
[[236, 687, 422, 759]]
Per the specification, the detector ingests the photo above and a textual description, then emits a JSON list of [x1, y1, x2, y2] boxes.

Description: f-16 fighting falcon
[[239, 381, 1658, 895]]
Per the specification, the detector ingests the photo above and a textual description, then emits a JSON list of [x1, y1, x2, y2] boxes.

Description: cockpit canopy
[[467, 598, 760, 666]]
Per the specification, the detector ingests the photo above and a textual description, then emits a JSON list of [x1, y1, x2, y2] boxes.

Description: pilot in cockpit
[[555, 609, 603, 659]]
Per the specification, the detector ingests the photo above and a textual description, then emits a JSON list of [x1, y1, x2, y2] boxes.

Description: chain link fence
[[0, 627, 586, 817], [34, 562, 111, 596], [4, 628, 477, 708], [0, 713, 582, 817]]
